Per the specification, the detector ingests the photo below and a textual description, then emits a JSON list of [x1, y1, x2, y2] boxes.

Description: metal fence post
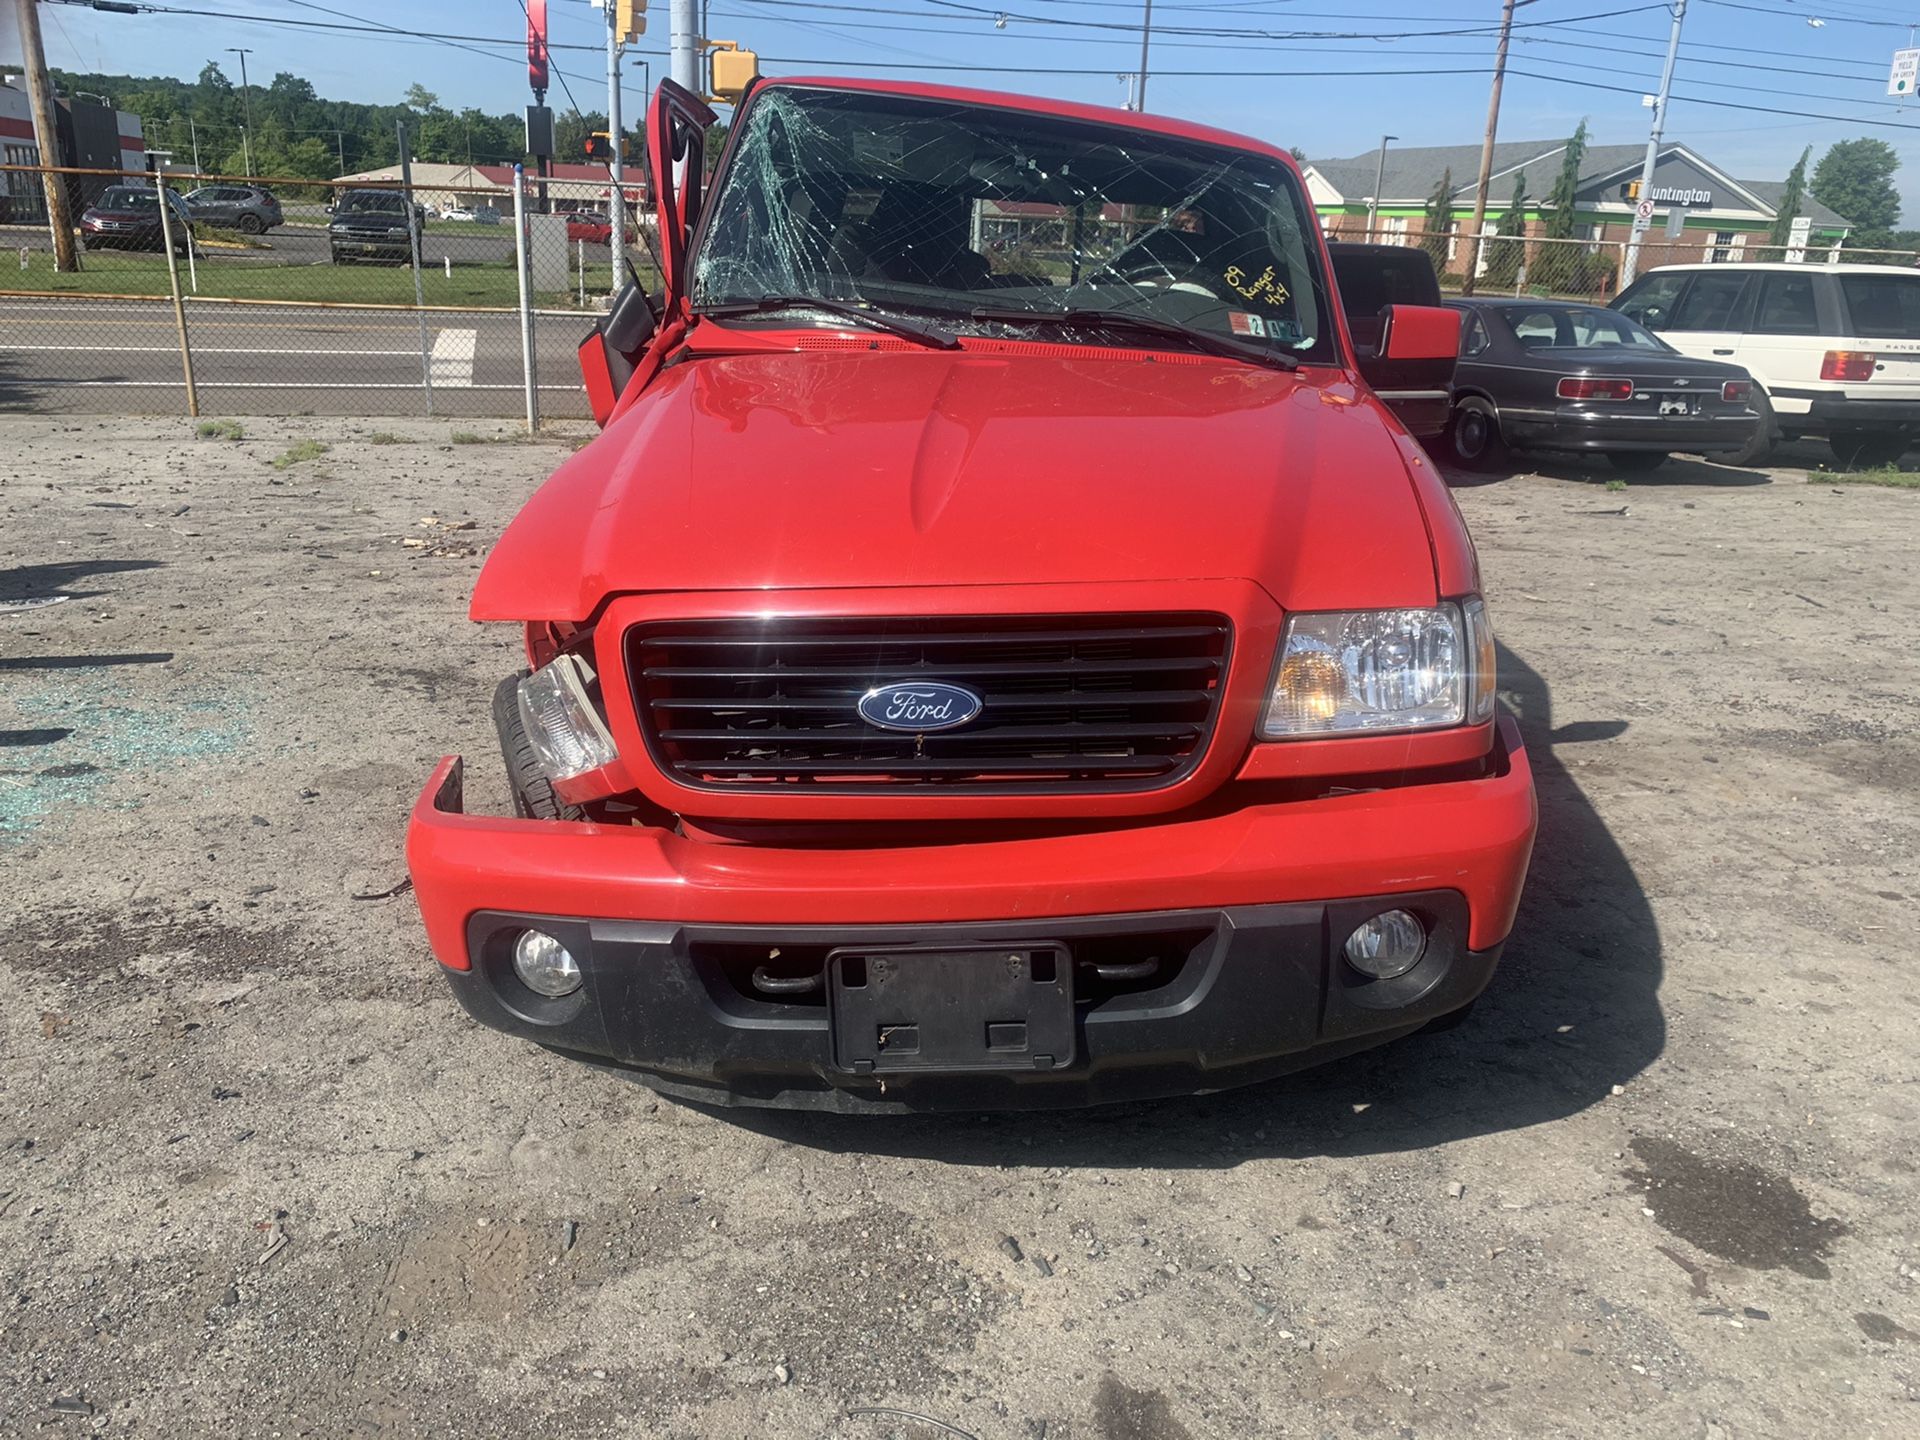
[[514, 164, 540, 434], [152, 164, 199, 417], [398, 121, 435, 417]]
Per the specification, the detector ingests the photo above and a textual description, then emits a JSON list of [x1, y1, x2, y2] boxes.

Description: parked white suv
[[1611, 262, 1920, 467]]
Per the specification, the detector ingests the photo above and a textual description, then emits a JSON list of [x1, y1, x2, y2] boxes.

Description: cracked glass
[[691, 86, 1334, 365]]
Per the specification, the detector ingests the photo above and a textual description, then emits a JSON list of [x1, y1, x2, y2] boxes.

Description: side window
[[1753, 273, 1819, 335], [1668, 273, 1752, 331], [1461, 313, 1490, 357], [1616, 272, 1689, 330]]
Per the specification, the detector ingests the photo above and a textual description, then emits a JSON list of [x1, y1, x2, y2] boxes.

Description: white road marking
[[429, 327, 477, 387]]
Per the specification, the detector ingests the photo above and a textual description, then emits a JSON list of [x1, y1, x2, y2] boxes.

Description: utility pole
[[1366, 134, 1396, 239], [226, 47, 254, 177], [334, 129, 345, 176], [15, 0, 80, 271], [1622, 0, 1688, 287], [1460, 0, 1525, 295], [1135, 0, 1154, 112], [606, 0, 626, 290], [188, 116, 202, 177], [671, 0, 698, 91]]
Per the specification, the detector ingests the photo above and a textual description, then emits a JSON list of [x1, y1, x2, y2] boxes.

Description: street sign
[[1635, 197, 1656, 223], [1665, 206, 1686, 240], [1785, 214, 1813, 264], [1890, 47, 1919, 97]]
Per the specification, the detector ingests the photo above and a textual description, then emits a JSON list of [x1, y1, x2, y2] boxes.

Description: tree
[[1420, 167, 1454, 274], [1288, 145, 1307, 163], [1812, 138, 1900, 249], [403, 84, 440, 113], [1534, 119, 1589, 290], [1768, 146, 1811, 248], [1483, 174, 1529, 291]]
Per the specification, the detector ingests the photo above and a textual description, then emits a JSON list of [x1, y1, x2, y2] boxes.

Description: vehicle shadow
[[716, 642, 1665, 1167], [0, 558, 165, 601], [1439, 453, 1773, 488]]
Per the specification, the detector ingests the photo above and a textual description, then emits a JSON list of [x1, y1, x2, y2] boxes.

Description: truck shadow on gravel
[[724, 643, 1666, 1166]]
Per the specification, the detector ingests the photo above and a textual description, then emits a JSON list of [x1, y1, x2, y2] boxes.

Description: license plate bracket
[[1659, 396, 1699, 416], [827, 945, 1075, 1074]]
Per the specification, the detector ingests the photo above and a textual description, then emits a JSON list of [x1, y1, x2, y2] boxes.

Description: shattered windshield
[[692, 86, 1333, 364]]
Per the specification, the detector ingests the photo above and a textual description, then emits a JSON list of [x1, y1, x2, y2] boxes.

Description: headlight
[[1259, 600, 1497, 739], [387, 227, 412, 239], [517, 654, 618, 781]]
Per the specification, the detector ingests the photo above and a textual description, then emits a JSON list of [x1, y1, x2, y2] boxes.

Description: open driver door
[[576, 79, 718, 427]]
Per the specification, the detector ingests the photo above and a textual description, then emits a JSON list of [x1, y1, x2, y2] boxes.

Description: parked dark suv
[[328, 189, 422, 265], [79, 185, 195, 254], [185, 184, 283, 234]]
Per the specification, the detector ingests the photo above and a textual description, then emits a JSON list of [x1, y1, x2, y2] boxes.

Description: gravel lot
[[2, 415, 1916, 1438]]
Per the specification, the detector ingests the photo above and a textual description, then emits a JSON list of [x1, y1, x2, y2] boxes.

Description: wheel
[[237, 213, 265, 235], [1829, 427, 1909, 469], [492, 673, 586, 822], [1446, 397, 1508, 470], [1607, 451, 1669, 473], [1727, 387, 1777, 467]]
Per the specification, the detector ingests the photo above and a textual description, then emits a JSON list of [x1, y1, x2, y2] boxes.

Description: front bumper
[[1503, 406, 1757, 454], [408, 714, 1535, 1107]]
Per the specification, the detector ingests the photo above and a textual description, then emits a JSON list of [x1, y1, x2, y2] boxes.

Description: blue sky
[[20, 0, 1920, 217]]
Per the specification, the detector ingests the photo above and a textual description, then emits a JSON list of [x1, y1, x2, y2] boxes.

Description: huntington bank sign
[[1646, 185, 1712, 207]]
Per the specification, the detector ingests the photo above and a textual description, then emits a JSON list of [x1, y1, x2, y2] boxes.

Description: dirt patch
[[1626, 1136, 1848, 1279]]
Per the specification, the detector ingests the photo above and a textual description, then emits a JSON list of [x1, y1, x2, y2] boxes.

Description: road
[[3, 221, 517, 269], [0, 295, 590, 418]]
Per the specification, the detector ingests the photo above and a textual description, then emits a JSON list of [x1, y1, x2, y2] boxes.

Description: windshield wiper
[[969, 305, 1299, 371], [700, 295, 960, 351]]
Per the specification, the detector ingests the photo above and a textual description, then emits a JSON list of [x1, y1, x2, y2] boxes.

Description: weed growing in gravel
[[270, 440, 331, 470], [1819, 467, 1920, 489], [369, 432, 413, 446], [449, 431, 492, 445], [197, 420, 244, 441], [1605, 479, 1628, 493]]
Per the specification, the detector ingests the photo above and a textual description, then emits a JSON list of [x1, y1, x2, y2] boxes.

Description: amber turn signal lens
[[1272, 649, 1348, 728]]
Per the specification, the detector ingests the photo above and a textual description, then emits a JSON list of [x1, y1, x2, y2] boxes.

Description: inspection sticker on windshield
[[1228, 311, 1270, 339]]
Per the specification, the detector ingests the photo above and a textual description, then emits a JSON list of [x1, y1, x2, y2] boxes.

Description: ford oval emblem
[[858, 681, 984, 732]]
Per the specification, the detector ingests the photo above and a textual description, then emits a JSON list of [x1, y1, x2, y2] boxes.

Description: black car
[[328, 189, 422, 265], [1329, 243, 1454, 441], [79, 185, 195, 255], [1441, 298, 1759, 471]]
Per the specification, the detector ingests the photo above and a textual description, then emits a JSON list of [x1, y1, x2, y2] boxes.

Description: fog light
[[512, 929, 581, 997], [1343, 909, 1427, 979]]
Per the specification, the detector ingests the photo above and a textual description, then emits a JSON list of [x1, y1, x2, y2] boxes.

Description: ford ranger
[[406, 78, 1538, 1110]]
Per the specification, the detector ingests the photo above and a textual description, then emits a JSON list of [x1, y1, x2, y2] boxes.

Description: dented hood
[[471, 348, 1439, 621]]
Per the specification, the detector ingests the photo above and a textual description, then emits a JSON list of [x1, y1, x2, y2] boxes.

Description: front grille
[[627, 613, 1232, 793]]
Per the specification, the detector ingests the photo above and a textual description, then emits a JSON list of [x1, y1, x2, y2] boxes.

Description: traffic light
[[709, 42, 759, 102], [616, 0, 647, 43], [1625, 179, 1642, 201], [584, 132, 613, 161]]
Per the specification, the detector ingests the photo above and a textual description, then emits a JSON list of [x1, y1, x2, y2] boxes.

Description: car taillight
[[1821, 350, 1877, 382], [1556, 377, 1635, 400], [1721, 379, 1752, 403]]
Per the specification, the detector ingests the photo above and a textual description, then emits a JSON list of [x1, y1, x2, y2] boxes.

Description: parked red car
[[564, 210, 636, 246], [407, 78, 1537, 1111]]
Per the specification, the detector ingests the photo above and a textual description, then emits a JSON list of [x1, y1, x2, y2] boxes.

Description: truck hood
[[473, 347, 1440, 621]]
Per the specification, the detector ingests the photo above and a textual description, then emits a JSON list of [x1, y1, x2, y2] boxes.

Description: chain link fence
[[0, 163, 662, 421]]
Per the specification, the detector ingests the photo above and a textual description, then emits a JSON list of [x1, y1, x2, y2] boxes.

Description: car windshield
[[1501, 305, 1666, 351], [101, 187, 158, 210], [692, 86, 1333, 363], [341, 193, 405, 214]]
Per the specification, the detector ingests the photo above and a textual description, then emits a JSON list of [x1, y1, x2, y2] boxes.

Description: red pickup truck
[[407, 78, 1537, 1110]]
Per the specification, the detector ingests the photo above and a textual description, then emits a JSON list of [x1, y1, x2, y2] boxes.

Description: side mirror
[[1378, 304, 1462, 362], [577, 280, 659, 427]]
